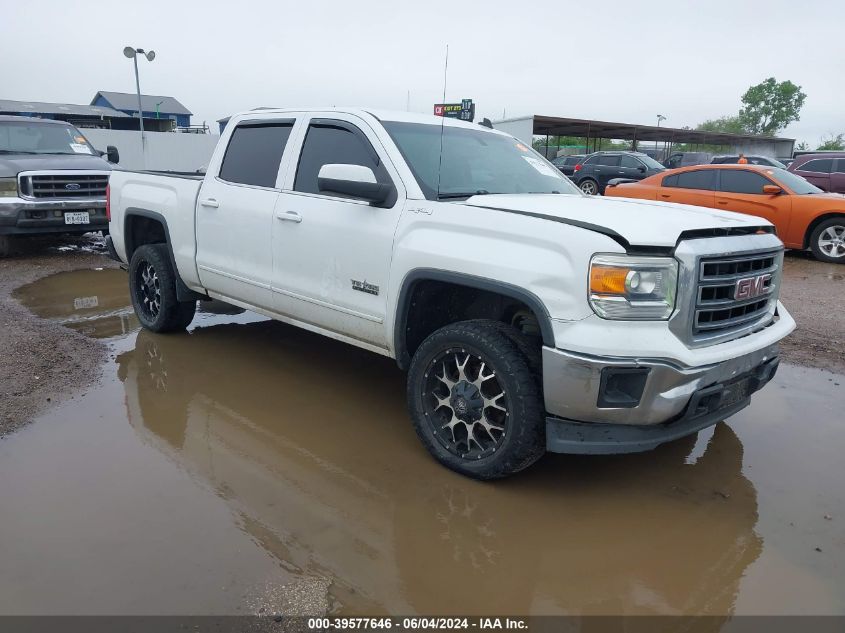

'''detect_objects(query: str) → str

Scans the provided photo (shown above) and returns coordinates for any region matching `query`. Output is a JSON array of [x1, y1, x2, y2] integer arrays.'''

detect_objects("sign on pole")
[[434, 99, 475, 122]]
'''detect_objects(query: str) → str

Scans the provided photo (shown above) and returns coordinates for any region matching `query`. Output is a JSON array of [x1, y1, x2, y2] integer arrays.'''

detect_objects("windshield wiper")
[[0, 150, 39, 155], [437, 190, 490, 200]]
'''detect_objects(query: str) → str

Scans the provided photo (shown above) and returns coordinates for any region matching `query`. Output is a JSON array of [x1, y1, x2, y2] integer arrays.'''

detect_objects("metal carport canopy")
[[528, 114, 794, 146]]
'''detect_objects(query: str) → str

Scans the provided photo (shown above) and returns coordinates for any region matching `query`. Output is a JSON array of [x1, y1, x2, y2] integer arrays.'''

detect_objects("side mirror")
[[637, 166, 646, 173], [106, 145, 120, 164], [762, 184, 782, 195], [317, 164, 394, 206]]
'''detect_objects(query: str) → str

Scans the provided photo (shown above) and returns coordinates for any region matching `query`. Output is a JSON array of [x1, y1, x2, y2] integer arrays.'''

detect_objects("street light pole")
[[123, 46, 156, 146], [132, 54, 144, 140]]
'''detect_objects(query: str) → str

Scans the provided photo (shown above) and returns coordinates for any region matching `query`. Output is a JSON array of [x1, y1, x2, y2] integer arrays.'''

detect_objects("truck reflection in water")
[[116, 320, 761, 618]]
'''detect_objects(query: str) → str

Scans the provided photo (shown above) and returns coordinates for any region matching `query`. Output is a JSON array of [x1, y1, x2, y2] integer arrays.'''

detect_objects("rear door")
[[195, 118, 295, 310], [831, 159, 845, 193], [793, 158, 833, 191], [656, 169, 716, 207], [715, 169, 792, 232]]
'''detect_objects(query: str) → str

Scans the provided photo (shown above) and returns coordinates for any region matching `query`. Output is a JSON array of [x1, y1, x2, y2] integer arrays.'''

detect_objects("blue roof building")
[[91, 91, 193, 130]]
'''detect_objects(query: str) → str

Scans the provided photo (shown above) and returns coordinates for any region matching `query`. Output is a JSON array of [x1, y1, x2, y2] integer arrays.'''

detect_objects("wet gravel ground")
[[0, 234, 118, 436], [778, 251, 845, 374], [0, 238, 843, 437]]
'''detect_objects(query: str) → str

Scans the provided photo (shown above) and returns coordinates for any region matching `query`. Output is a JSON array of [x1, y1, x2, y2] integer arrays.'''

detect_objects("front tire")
[[407, 320, 545, 479], [810, 218, 845, 263], [129, 244, 196, 332], [579, 179, 599, 195]]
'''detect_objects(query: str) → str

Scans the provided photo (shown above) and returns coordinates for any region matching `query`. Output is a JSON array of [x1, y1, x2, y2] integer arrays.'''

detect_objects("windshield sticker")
[[522, 156, 559, 178], [70, 143, 92, 154]]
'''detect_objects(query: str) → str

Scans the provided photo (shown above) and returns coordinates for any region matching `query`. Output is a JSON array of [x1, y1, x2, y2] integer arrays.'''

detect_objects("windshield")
[[766, 167, 824, 194], [382, 121, 580, 199], [0, 121, 95, 156], [637, 154, 666, 170]]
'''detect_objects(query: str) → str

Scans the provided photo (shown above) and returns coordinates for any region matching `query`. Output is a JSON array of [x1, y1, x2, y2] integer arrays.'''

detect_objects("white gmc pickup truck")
[[107, 108, 795, 479]]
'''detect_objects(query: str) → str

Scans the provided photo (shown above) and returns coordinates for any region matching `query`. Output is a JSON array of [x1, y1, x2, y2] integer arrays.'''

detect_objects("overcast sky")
[[2, 0, 843, 145]]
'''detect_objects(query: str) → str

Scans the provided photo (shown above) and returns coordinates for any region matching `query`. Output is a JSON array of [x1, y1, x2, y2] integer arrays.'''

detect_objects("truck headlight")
[[0, 178, 18, 198], [589, 254, 678, 320]]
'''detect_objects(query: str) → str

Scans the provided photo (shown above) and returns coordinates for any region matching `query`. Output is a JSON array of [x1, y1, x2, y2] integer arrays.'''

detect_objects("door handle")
[[276, 210, 302, 223], [660, 194, 671, 198], [717, 201, 728, 205], [200, 198, 219, 208]]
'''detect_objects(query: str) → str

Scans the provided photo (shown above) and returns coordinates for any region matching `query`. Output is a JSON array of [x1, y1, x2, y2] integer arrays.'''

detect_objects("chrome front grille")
[[694, 251, 780, 337], [20, 173, 108, 199]]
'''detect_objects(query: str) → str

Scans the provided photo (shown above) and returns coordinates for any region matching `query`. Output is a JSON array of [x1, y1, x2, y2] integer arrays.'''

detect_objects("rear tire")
[[129, 244, 196, 332], [579, 179, 599, 195], [0, 235, 12, 258], [406, 320, 545, 479], [810, 218, 845, 263]]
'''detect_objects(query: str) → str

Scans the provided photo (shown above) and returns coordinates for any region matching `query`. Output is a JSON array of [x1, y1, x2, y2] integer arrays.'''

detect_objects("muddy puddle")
[[1, 269, 844, 617]]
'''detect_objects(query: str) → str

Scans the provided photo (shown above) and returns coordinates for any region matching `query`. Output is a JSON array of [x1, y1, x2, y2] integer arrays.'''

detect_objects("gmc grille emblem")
[[735, 274, 771, 300], [65, 183, 81, 190]]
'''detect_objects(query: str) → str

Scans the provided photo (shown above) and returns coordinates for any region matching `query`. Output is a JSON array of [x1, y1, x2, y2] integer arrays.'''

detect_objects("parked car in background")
[[663, 152, 711, 169], [605, 164, 845, 263], [787, 153, 845, 193], [571, 151, 664, 195], [0, 115, 119, 257], [551, 154, 585, 177], [711, 155, 787, 168], [779, 158, 795, 168]]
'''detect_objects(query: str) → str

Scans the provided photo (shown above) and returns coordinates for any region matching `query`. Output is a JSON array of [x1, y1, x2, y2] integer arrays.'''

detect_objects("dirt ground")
[[0, 235, 118, 437], [0, 238, 843, 437]]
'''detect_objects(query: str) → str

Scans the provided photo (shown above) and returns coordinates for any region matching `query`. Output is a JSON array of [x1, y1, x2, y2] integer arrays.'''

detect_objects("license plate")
[[721, 377, 750, 409], [65, 211, 90, 225]]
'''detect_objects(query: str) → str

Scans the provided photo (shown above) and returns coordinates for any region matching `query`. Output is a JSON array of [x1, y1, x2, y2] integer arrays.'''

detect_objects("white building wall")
[[491, 116, 535, 145], [80, 129, 220, 172]]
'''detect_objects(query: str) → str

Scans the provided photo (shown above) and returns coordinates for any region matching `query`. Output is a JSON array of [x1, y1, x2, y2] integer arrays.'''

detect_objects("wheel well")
[[125, 214, 167, 259], [804, 213, 845, 249], [395, 276, 551, 369]]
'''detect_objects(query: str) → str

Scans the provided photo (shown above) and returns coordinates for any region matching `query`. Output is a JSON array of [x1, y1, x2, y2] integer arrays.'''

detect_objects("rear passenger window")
[[597, 155, 620, 167], [294, 121, 390, 197], [719, 170, 772, 194], [799, 159, 834, 173], [836, 160, 845, 173], [673, 170, 715, 190], [219, 122, 293, 188], [662, 174, 679, 187]]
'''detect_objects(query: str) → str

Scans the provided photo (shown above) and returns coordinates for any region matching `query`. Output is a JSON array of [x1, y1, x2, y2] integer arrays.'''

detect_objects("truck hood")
[[0, 153, 112, 177], [462, 194, 772, 248]]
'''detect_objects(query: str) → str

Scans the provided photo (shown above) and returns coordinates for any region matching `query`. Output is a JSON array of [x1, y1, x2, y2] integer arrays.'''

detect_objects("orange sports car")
[[605, 164, 845, 263]]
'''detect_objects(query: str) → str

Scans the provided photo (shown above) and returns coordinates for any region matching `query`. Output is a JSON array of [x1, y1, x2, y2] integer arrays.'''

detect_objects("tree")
[[795, 141, 809, 151], [739, 78, 806, 136], [696, 115, 749, 135], [817, 133, 845, 151]]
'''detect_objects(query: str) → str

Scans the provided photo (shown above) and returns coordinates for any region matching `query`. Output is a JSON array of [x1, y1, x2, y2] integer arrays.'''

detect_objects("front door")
[[830, 159, 845, 194], [715, 169, 792, 232], [271, 114, 405, 349], [195, 119, 295, 310]]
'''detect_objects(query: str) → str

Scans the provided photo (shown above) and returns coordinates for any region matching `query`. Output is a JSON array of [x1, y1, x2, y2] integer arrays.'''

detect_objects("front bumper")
[[0, 197, 107, 235], [542, 342, 780, 454]]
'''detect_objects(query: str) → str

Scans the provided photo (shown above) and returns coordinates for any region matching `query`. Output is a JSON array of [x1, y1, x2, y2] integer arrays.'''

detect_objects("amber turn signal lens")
[[590, 265, 629, 294]]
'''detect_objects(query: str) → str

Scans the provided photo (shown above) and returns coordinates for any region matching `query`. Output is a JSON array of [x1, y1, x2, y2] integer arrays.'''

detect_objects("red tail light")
[[574, 163, 582, 172], [106, 183, 110, 221]]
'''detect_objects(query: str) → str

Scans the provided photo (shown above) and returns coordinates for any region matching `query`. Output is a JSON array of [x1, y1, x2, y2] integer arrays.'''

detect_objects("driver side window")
[[294, 121, 392, 199]]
